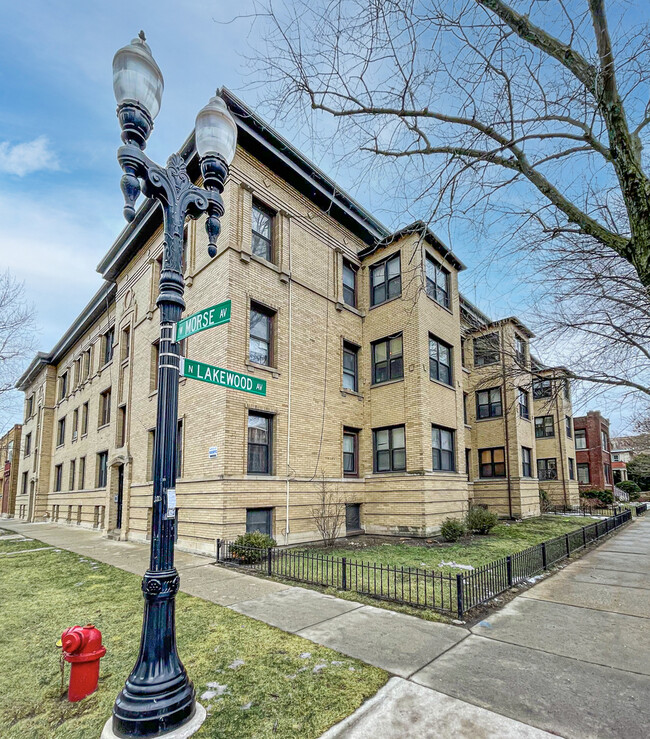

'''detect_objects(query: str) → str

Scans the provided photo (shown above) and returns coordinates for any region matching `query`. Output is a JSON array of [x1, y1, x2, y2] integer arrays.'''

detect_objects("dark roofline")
[[15, 352, 51, 391], [359, 221, 465, 271]]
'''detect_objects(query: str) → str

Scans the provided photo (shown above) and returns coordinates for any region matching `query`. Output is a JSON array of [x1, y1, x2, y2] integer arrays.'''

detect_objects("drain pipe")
[[285, 217, 293, 544], [501, 328, 513, 519]]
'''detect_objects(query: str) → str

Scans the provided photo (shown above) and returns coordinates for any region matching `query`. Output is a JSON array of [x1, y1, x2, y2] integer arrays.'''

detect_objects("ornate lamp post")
[[104, 32, 237, 739]]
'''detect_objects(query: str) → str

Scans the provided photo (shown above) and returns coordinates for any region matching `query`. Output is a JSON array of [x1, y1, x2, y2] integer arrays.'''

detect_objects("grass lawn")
[[305, 515, 603, 574], [0, 535, 386, 739]]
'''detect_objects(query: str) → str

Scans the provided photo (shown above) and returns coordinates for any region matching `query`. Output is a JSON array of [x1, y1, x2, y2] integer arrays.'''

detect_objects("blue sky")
[[0, 1, 638, 434]]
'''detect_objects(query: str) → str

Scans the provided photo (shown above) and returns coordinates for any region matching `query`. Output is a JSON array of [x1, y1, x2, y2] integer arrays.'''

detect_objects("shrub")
[[230, 531, 277, 563], [440, 518, 466, 542], [617, 480, 641, 495], [466, 506, 499, 535], [539, 488, 551, 512], [581, 489, 614, 506]]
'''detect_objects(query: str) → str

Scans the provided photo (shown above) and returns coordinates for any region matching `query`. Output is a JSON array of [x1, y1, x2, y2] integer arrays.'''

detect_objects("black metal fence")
[[216, 509, 632, 618], [545, 504, 625, 518], [634, 502, 648, 515]]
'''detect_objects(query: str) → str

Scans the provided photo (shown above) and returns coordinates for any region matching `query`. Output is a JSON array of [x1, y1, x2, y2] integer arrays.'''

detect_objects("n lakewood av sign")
[[173, 300, 231, 342], [180, 357, 266, 396]]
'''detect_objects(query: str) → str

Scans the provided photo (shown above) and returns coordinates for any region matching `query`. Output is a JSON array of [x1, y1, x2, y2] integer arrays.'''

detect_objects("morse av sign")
[[180, 357, 266, 396], [174, 299, 231, 342]]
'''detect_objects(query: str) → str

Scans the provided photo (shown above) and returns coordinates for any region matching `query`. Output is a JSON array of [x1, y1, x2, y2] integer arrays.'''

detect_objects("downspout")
[[555, 390, 568, 506], [501, 329, 513, 519], [285, 218, 293, 544]]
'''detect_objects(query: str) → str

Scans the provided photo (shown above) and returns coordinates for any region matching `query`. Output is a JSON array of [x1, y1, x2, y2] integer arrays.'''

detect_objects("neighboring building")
[[610, 447, 632, 484], [14, 90, 582, 553], [0, 425, 22, 517], [573, 411, 613, 491]]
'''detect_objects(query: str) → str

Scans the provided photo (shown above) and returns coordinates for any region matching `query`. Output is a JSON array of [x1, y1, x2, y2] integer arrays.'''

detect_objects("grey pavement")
[[3, 515, 650, 738]]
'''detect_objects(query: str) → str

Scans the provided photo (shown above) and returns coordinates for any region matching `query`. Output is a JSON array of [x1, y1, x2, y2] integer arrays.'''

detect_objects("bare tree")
[[310, 475, 345, 546], [0, 271, 36, 426], [250, 0, 650, 285]]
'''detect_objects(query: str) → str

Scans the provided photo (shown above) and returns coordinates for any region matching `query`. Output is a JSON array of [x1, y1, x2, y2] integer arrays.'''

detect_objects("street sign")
[[208, 447, 218, 459], [180, 357, 267, 396], [173, 299, 231, 342]]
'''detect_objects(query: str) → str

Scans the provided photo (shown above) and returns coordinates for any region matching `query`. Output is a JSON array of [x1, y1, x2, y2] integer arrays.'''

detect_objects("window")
[[575, 429, 586, 450], [473, 333, 500, 367], [613, 453, 620, 462], [601, 430, 608, 450], [103, 328, 115, 365], [54, 464, 63, 492], [566, 416, 572, 438], [249, 303, 274, 367], [342, 341, 359, 392], [533, 379, 552, 398], [97, 451, 108, 488], [564, 378, 570, 400], [24, 433, 31, 456], [147, 429, 156, 481], [251, 200, 274, 261], [370, 253, 401, 306], [69, 459, 76, 491], [515, 334, 526, 365], [479, 447, 506, 478], [176, 419, 184, 477], [518, 387, 530, 419], [461, 338, 467, 367], [577, 463, 590, 484], [604, 464, 611, 483], [432, 425, 455, 471], [121, 326, 131, 361], [74, 358, 81, 387], [373, 426, 406, 472], [522, 447, 532, 477], [72, 408, 79, 440], [83, 348, 92, 380], [568, 457, 575, 480], [151, 340, 160, 391], [21, 472, 28, 495], [117, 406, 127, 447], [82, 402, 89, 436], [537, 458, 558, 481], [465, 448, 471, 479], [463, 393, 468, 425], [429, 335, 453, 385], [246, 508, 272, 536], [343, 429, 359, 476], [59, 371, 68, 400], [248, 412, 272, 474], [79, 457, 86, 490], [476, 387, 502, 419], [425, 255, 450, 309], [372, 334, 403, 384], [342, 259, 357, 307], [535, 415, 554, 438], [25, 394, 34, 420], [57, 417, 66, 447], [99, 388, 111, 427]]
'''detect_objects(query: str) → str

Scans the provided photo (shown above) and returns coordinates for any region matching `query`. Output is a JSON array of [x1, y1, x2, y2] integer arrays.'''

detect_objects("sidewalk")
[[3, 517, 650, 738]]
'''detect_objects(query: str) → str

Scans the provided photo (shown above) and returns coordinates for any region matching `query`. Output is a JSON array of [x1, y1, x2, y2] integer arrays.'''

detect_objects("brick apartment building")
[[12, 91, 579, 553], [0, 424, 22, 518], [573, 411, 613, 491]]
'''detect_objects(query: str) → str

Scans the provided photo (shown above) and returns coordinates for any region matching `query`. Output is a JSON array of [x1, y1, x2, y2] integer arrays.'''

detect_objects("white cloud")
[[0, 136, 59, 176]]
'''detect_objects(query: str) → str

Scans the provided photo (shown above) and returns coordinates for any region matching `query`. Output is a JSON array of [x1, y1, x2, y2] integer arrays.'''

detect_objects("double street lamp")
[[104, 32, 237, 738]]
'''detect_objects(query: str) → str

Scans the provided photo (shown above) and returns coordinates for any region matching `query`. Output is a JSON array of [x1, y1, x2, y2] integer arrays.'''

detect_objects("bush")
[[539, 488, 551, 512], [230, 531, 277, 563], [440, 518, 466, 542], [466, 506, 499, 535], [617, 480, 641, 495], [580, 489, 614, 506]]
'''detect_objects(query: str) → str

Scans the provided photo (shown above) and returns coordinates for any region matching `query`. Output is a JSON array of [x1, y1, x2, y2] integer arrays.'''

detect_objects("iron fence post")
[[582, 527, 586, 549], [506, 555, 513, 587], [341, 557, 347, 590], [565, 533, 570, 557], [541, 542, 547, 570], [216, 538, 221, 562], [456, 573, 464, 618], [267, 548, 272, 576]]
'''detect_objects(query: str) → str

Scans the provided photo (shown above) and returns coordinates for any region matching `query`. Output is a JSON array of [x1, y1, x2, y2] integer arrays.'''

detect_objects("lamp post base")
[[101, 703, 206, 739]]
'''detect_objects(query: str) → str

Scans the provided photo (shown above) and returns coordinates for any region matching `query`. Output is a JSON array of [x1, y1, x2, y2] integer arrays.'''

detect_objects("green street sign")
[[180, 357, 267, 396], [174, 300, 231, 342]]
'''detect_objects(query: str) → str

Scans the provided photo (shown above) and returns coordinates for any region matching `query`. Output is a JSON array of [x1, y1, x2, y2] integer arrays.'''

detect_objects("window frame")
[[577, 462, 590, 484], [57, 417, 66, 447], [54, 464, 63, 492], [479, 447, 506, 478], [514, 334, 527, 365], [79, 456, 86, 490], [249, 301, 275, 368], [566, 415, 573, 438], [533, 378, 552, 399], [246, 507, 273, 536], [473, 332, 500, 367], [429, 334, 453, 386], [342, 259, 358, 308], [342, 341, 359, 392], [247, 411, 273, 475], [534, 415, 555, 439], [24, 432, 32, 456], [372, 333, 404, 385], [59, 371, 68, 401], [432, 425, 455, 472], [425, 254, 450, 309], [103, 327, 115, 366], [99, 388, 111, 428], [575, 428, 586, 450], [251, 199, 275, 262], [373, 425, 406, 473], [97, 451, 108, 488], [370, 253, 401, 307], [537, 457, 558, 481], [476, 387, 503, 419], [343, 428, 359, 477], [81, 401, 89, 436], [568, 457, 575, 480], [518, 387, 530, 419], [522, 446, 532, 477]]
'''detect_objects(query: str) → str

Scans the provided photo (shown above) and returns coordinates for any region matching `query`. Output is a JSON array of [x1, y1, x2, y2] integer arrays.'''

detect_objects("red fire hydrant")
[[60, 624, 106, 702]]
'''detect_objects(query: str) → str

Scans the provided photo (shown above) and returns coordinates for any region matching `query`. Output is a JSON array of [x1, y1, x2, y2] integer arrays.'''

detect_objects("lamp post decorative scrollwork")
[[104, 31, 237, 739]]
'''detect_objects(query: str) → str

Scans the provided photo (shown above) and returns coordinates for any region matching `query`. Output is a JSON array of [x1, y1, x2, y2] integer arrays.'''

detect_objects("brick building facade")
[[0, 424, 22, 517], [573, 411, 613, 491], [13, 91, 581, 552]]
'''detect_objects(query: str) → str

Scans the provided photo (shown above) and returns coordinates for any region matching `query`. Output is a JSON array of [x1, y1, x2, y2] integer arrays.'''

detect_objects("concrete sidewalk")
[[3, 516, 650, 738]]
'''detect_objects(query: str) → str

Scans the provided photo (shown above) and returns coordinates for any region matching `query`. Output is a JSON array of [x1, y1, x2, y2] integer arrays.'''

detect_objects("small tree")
[[310, 475, 345, 547], [627, 453, 650, 490]]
